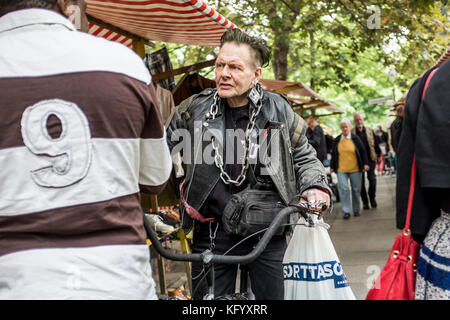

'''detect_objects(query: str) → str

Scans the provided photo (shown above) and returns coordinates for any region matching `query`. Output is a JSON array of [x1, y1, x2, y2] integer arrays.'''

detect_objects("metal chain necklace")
[[208, 83, 263, 186]]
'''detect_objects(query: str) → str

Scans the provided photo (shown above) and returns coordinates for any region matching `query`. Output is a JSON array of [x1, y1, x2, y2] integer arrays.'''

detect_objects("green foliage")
[[147, 0, 449, 134]]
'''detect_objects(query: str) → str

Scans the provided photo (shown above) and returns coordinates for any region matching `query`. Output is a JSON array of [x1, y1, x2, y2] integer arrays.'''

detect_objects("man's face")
[[340, 122, 351, 136], [353, 114, 364, 130], [215, 42, 261, 107], [307, 116, 315, 129]]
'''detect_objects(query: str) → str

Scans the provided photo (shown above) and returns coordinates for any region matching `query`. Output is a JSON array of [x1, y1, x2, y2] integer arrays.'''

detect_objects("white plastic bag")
[[283, 215, 356, 300]]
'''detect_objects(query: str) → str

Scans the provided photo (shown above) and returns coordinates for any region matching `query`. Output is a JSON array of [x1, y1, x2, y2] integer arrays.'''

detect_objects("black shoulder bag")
[[222, 182, 287, 238]]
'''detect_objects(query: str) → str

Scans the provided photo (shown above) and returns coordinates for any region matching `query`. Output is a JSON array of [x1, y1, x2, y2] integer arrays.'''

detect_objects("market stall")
[[436, 46, 450, 66], [86, 0, 236, 52], [260, 79, 344, 118], [84, 0, 238, 211], [82, 0, 238, 298]]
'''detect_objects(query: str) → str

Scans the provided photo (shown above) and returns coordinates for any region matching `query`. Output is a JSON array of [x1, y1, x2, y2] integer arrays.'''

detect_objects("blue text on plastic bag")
[[283, 261, 349, 288]]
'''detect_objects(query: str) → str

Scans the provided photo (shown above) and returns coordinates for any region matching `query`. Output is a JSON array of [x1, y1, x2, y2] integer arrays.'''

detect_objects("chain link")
[[208, 84, 263, 187], [209, 221, 219, 251]]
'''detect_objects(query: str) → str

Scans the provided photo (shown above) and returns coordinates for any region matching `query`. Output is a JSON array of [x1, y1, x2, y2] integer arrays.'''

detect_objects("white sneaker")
[[145, 214, 175, 233]]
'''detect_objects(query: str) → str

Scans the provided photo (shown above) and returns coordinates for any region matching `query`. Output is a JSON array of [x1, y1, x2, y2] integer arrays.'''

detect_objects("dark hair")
[[220, 28, 271, 68], [0, 0, 57, 16]]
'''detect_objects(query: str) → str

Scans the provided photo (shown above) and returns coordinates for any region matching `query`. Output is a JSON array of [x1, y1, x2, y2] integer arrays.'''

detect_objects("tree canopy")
[[150, 0, 449, 133]]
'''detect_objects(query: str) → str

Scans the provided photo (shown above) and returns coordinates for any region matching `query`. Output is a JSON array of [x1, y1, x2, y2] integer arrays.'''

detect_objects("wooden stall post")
[[132, 38, 146, 59]]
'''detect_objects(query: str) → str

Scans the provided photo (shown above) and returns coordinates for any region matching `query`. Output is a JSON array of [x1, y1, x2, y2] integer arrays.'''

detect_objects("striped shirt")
[[0, 8, 172, 299]]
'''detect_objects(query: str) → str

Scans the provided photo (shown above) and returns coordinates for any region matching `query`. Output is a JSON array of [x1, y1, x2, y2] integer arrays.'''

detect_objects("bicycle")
[[144, 201, 325, 300]]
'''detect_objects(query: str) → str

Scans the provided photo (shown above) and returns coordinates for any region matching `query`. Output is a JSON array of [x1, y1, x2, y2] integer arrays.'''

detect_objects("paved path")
[[327, 174, 399, 300]]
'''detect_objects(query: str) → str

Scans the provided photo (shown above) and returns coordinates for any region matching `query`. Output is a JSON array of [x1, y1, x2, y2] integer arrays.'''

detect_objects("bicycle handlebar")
[[144, 206, 302, 265]]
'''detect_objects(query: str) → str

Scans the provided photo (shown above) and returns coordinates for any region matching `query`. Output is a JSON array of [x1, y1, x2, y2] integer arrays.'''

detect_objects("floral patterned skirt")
[[415, 210, 450, 300]]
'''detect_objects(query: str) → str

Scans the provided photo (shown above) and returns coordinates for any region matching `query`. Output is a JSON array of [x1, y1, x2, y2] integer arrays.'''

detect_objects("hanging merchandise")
[[155, 84, 176, 126], [146, 46, 176, 91], [283, 215, 356, 300], [172, 72, 216, 106]]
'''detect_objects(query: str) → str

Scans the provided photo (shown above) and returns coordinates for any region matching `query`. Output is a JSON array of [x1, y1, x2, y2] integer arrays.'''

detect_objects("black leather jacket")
[[167, 87, 331, 231]]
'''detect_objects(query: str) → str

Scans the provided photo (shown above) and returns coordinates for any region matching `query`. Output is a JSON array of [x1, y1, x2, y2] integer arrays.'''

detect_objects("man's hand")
[[300, 188, 331, 213], [364, 165, 370, 171]]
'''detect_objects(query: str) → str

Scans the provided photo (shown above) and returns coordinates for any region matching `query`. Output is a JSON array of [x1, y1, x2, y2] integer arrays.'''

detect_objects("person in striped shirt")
[[0, 0, 172, 299]]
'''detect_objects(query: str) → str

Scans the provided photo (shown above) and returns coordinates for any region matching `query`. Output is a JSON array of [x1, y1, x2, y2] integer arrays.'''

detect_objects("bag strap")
[[421, 68, 438, 100], [404, 155, 417, 232], [404, 68, 438, 232]]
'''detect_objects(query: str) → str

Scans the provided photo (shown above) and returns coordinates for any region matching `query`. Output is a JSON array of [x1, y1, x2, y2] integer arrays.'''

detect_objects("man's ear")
[[253, 67, 262, 86]]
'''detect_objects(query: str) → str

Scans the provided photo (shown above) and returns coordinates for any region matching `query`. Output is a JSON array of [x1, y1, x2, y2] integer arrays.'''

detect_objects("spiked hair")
[[220, 28, 271, 68]]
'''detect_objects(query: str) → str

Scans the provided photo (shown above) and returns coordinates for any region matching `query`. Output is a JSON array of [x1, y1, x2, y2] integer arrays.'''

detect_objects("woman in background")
[[331, 118, 370, 219]]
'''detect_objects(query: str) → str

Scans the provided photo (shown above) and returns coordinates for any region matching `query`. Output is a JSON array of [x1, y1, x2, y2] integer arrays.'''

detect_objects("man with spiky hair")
[[0, 0, 172, 299], [167, 29, 331, 300]]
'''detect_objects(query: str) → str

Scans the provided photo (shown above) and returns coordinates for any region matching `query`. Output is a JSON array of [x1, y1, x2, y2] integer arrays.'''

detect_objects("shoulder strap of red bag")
[[404, 68, 439, 232]]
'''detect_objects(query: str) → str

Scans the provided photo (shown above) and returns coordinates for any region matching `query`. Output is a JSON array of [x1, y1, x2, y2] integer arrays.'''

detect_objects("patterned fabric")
[[88, 22, 132, 48], [85, 0, 237, 47], [146, 46, 176, 91], [415, 210, 450, 300]]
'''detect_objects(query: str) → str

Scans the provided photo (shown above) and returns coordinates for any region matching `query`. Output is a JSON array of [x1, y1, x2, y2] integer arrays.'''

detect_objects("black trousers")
[[191, 222, 287, 300], [361, 162, 377, 206]]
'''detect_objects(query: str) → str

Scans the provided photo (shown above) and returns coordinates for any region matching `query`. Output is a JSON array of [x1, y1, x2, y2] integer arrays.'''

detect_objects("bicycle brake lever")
[[288, 202, 315, 227], [289, 201, 324, 216]]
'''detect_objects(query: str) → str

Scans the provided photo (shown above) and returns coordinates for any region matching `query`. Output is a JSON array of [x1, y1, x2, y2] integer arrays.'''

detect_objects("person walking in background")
[[352, 112, 380, 210], [306, 115, 327, 163], [331, 118, 370, 219], [375, 124, 390, 175], [391, 97, 405, 153], [390, 97, 405, 171], [385, 121, 395, 175]]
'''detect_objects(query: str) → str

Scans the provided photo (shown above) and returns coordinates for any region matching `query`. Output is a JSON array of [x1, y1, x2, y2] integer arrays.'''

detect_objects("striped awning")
[[436, 47, 450, 66], [260, 79, 321, 99], [88, 22, 133, 47], [86, 0, 237, 47]]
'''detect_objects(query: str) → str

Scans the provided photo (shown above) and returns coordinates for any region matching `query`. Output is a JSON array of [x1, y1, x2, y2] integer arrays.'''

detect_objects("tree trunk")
[[309, 29, 316, 90], [272, 33, 290, 80]]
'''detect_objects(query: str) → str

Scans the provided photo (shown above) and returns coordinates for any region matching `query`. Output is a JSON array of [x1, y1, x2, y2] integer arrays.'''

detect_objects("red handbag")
[[366, 68, 438, 300], [365, 156, 420, 300]]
